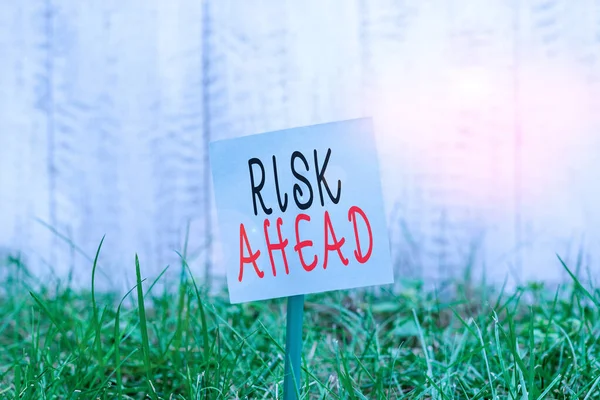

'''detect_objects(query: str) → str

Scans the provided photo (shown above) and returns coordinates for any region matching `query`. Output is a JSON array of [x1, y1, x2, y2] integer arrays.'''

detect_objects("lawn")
[[0, 251, 599, 399]]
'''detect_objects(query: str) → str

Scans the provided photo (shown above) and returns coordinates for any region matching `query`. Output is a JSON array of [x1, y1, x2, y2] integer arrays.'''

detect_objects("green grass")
[[0, 252, 599, 399]]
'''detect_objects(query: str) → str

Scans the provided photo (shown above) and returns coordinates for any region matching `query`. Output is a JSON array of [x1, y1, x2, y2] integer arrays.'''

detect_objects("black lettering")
[[248, 158, 272, 216], [291, 151, 313, 210], [314, 148, 341, 206], [272, 155, 288, 212]]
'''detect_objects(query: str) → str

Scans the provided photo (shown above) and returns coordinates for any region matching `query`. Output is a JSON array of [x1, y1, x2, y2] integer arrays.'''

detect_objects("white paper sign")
[[209, 118, 394, 303]]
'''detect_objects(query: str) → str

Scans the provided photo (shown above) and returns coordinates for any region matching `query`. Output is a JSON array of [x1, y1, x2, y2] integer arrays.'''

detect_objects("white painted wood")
[[1, 0, 599, 291]]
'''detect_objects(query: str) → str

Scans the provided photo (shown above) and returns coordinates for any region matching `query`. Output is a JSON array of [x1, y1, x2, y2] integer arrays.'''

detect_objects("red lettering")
[[323, 210, 349, 269], [293, 213, 318, 271], [264, 217, 290, 276], [238, 206, 372, 280], [239, 223, 263, 282], [348, 206, 373, 263]]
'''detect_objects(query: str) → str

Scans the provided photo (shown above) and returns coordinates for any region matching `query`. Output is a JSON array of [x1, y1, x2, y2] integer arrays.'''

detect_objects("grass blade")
[[29, 291, 76, 352], [134, 254, 158, 400], [557, 254, 600, 308], [583, 375, 600, 400], [177, 251, 211, 366], [115, 283, 139, 400], [91, 236, 105, 370], [535, 374, 561, 400]]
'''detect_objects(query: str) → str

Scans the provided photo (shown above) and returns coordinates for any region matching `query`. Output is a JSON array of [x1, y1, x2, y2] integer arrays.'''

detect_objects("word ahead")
[[210, 118, 393, 303], [238, 204, 373, 282]]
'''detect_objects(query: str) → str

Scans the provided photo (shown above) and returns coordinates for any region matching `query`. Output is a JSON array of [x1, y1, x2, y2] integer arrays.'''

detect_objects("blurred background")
[[1, 0, 600, 291]]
